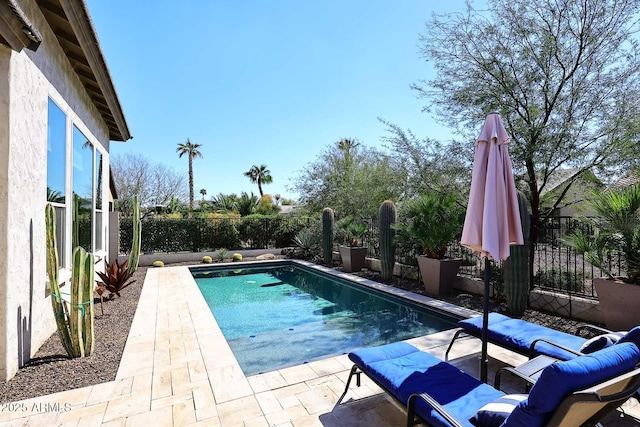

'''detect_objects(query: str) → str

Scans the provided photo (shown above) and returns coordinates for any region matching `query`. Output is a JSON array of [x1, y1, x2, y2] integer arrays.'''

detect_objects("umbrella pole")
[[481, 257, 490, 383]]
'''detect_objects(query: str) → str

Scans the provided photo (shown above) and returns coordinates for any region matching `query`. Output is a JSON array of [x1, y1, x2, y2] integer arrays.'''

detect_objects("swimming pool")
[[191, 262, 458, 375]]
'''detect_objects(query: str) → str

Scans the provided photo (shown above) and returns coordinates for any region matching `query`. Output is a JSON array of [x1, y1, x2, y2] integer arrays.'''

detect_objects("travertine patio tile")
[[272, 383, 310, 400], [208, 365, 253, 403], [130, 372, 153, 397], [171, 365, 193, 393], [55, 401, 107, 424], [242, 414, 269, 426], [100, 415, 126, 426], [76, 411, 107, 427], [264, 404, 310, 426], [150, 391, 193, 411], [254, 390, 282, 415], [195, 404, 219, 422], [278, 364, 318, 385], [173, 399, 197, 426], [152, 370, 173, 400], [187, 359, 208, 383], [248, 371, 288, 393], [0, 409, 58, 426], [191, 382, 216, 410], [295, 385, 337, 415], [102, 393, 150, 422], [123, 405, 172, 427], [216, 395, 263, 426], [277, 394, 302, 410], [307, 357, 347, 377]]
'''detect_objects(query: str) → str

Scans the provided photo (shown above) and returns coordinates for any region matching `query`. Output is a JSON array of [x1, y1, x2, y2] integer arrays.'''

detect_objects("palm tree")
[[200, 188, 207, 201], [243, 164, 273, 196], [176, 138, 203, 209]]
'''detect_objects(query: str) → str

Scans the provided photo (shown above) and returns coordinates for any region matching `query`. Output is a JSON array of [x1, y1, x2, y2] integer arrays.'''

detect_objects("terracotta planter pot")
[[339, 246, 368, 272], [417, 255, 462, 296], [594, 278, 640, 330]]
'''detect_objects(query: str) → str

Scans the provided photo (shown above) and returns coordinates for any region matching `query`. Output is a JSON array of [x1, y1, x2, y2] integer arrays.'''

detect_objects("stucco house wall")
[[0, 0, 129, 381]]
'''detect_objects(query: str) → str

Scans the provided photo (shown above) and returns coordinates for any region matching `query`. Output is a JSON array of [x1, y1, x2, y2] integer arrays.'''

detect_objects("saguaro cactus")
[[322, 207, 334, 265], [503, 191, 531, 315], [379, 200, 397, 280], [127, 195, 141, 276], [46, 204, 95, 357]]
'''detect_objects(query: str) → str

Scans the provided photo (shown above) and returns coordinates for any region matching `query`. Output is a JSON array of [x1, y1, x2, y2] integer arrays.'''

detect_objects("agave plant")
[[96, 259, 136, 299]]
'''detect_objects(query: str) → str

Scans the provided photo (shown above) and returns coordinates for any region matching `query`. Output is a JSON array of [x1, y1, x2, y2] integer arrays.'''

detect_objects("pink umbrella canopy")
[[461, 112, 524, 382], [461, 112, 524, 260]]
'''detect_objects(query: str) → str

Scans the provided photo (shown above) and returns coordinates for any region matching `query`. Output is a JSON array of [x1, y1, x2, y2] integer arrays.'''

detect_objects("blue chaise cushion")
[[458, 313, 586, 360], [505, 342, 640, 426], [617, 326, 640, 350], [349, 342, 504, 427]]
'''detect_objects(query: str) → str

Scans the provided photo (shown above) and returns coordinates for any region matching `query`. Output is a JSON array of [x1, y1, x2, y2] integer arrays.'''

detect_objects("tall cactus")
[[46, 204, 73, 357], [127, 195, 141, 276], [379, 200, 397, 280], [46, 204, 95, 358], [503, 191, 531, 315], [322, 207, 334, 265]]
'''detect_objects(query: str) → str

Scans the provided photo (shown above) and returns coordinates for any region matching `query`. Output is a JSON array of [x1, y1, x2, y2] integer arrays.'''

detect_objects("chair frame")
[[405, 368, 640, 427], [445, 321, 610, 361]]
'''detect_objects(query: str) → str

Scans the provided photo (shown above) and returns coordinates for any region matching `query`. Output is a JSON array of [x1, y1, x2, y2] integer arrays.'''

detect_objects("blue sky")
[[87, 1, 469, 201]]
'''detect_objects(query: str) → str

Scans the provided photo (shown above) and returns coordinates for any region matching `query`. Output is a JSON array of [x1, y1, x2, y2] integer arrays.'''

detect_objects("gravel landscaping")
[[0, 258, 586, 404]]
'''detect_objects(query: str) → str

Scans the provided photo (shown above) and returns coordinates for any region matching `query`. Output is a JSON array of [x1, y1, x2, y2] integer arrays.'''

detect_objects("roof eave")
[[37, 0, 131, 142], [0, 0, 42, 52]]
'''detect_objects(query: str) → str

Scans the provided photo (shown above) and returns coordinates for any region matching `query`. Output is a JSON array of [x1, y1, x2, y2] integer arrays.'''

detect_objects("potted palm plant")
[[564, 183, 640, 329], [395, 191, 465, 295], [338, 217, 369, 272]]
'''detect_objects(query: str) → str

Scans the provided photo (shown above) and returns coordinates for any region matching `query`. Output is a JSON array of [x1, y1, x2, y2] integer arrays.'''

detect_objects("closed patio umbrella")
[[461, 112, 523, 382]]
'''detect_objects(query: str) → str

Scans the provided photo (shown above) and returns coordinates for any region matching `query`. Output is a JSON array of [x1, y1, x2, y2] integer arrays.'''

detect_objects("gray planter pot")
[[417, 255, 462, 296], [339, 246, 368, 272], [594, 277, 640, 330]]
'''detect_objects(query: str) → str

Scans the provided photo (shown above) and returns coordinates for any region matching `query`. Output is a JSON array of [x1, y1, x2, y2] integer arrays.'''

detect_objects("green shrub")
[[216, 248, 229, 261], [535, 268, 584, 293]]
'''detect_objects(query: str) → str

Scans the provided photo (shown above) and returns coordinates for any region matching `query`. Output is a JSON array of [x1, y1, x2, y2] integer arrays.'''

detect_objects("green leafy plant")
[[96, 260, 136, 299], [338, 217, 368, 247], [394, 191, 465, 259], [292, 229, 319, 259], [216, 248, 229, 261], [563, 184, 640, 284]]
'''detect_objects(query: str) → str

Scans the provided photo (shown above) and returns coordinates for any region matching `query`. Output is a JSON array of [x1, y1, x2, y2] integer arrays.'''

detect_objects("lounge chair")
[[342, 341, 640, 427], [445, 313, 640, 361]]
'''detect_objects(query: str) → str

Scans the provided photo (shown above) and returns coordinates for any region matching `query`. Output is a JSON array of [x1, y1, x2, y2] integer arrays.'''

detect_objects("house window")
[[48, 97, 106, 265], [95, 151, 103, 252], [72, 125, 93, 253], [46, 99, 66, 267]]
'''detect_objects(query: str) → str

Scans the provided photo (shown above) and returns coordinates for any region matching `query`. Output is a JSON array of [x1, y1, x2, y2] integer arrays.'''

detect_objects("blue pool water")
[[192, 263, 457, 375]]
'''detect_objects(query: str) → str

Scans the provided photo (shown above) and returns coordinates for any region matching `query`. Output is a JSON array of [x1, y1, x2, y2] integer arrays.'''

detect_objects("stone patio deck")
[[0, 264, 638, 426]]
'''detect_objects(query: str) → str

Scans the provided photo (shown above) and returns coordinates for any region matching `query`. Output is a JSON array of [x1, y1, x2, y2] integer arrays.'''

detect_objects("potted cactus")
[[338, 217, 369, 272], [395, 191, 465, 295], [563, 184, 640, 329]]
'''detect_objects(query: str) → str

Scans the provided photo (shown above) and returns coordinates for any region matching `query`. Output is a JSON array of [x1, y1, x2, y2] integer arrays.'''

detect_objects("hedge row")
[[119, 215, 311, 253]]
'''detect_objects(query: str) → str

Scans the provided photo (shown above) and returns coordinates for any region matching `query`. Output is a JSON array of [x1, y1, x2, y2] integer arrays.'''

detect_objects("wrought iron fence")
[[120, 214, 623, 300]]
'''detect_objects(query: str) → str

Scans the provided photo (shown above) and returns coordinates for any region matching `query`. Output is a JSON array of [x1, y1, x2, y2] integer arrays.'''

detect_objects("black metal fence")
[[121, 215, 623, 300]]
